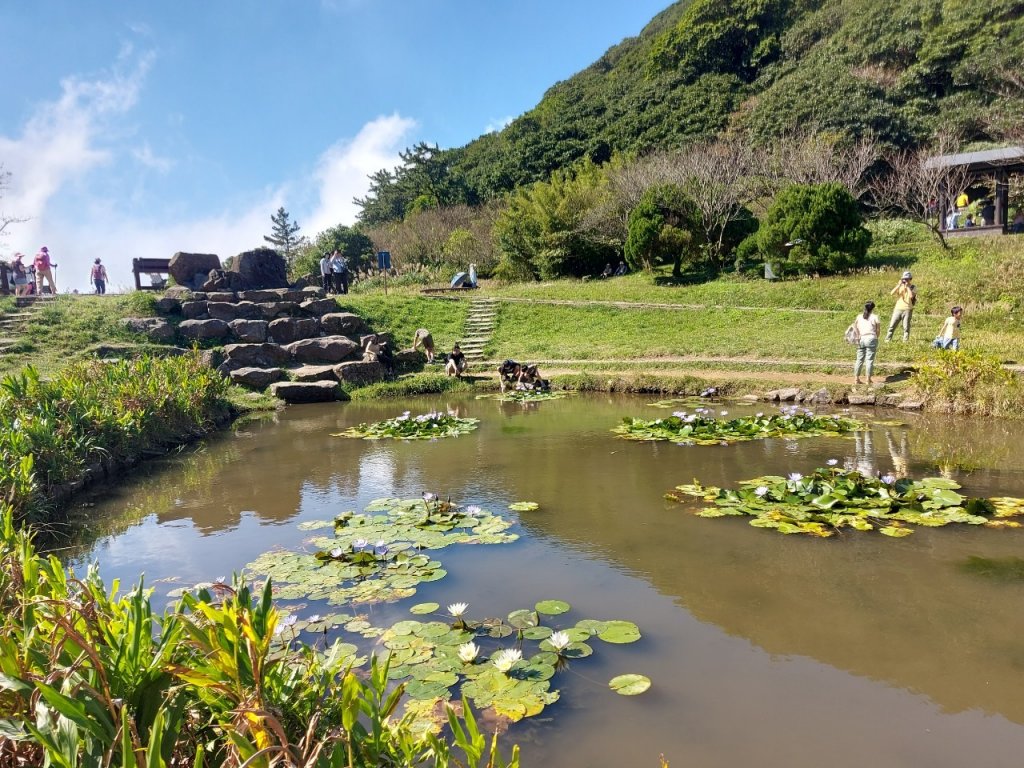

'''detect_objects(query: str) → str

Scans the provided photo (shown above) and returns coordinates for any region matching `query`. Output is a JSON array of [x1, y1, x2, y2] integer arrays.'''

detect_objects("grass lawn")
[[335, 294, 469, 353]]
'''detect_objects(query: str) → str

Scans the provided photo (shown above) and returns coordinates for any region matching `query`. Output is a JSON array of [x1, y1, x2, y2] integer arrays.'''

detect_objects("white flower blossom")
[[788, 472, 803, 482], [492, 648, 522, 673], [754, 486, 769, 497], [548, 631, 571, 651], [447, 602, 468, 618], [457, 642, 480, 663]]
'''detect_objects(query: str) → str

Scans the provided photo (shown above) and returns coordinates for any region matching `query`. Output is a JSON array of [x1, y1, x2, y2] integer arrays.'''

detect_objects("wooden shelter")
[[927, 146, 1024, 235]]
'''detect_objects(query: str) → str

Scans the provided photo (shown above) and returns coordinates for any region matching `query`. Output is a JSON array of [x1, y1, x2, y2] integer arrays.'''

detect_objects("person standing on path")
[[34, 246, 57, 295], [330, 250, 349, 294], [90, 258, 108, 294], [885, 270, 916, 342], [10, 253, 29, 296], [319, 252, 332, 293], [853, 301, 881, 385]]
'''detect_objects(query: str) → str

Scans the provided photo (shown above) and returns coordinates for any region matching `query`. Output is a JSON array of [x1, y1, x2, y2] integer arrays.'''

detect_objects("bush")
[[624, 185, 702, 278], [912, 350, 1024, 416], [752, 182, 872, 276], [866, 218, 931, 246]]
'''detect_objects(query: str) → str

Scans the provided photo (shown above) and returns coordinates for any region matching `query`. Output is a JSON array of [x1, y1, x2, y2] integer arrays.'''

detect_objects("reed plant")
[[0, 509, 516, 768], [0, 354, 232, 524]]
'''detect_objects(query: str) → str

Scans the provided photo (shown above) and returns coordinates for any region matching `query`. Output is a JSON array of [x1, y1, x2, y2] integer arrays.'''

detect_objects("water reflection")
[[66, 395, 1024, 766]]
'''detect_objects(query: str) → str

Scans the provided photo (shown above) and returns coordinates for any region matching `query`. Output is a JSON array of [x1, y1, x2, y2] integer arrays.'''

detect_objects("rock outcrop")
[[169, 252, 221, 289]]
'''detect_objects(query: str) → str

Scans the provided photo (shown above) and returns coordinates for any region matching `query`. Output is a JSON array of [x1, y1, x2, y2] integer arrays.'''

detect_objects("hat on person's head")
[[13, 252, 23, 259], [40, 246, 48, 253], [902, 270, 912, 280], [94, 257, 101, 264]]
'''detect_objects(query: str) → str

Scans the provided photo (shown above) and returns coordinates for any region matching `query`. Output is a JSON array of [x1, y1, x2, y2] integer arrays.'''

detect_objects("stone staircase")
[[129, 286, 424, 403], [459, 297, 498, 363], [0, 297, 48, 355]]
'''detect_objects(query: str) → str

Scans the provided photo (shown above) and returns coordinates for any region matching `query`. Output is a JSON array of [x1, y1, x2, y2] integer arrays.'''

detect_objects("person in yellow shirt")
[[931, 306, 962, 350], [885, 271, 917, 342], [955, 192, 969, 209]]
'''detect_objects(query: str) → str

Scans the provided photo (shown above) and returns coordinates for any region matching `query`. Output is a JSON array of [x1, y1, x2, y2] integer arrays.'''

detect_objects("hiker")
[[330, 250, 349, 294], [885, 270, 917, 342], [613, 260, 628, 276], [851, 300, 881, 386], [498, 359, 522, 392], [319, 252, 332, 293], [931, 306, 963, 351], [599, 263, 613, 279], [445, 343, 466, 378], [10, 253, 29, 296], [90, 258, 108, 294], [412, 328, 435, 362], [34, 246, 57, 295]]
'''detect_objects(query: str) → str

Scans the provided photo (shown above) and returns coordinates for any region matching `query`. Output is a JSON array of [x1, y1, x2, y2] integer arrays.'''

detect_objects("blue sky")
[[0, 1, 669, 291]]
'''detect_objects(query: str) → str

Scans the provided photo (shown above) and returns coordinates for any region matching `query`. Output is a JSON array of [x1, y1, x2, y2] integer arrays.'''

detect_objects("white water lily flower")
[[827, 459, 839, 466], [788, 472, 803, 482], [351, 539, 368, 552], [283, 614, 298, 627], [672, 411, 688, 418], [374, 540, 388, 556], [330, 547, 343, 557], [448, 602, 468, 618], [307, 614, 321, 623], [548, 631, 571, 651], [881, 474, 896, 485], [754, 486, 769, 497], [423, 492, 437, 502], [465, 505, 482, 516], [492, 648, 522, 673], [457, 641, 480, 663], [755, 412, 764, 418]]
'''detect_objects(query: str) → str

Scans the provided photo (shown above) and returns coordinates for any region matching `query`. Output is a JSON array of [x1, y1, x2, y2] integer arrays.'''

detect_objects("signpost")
[[377, 251, 391, 296]]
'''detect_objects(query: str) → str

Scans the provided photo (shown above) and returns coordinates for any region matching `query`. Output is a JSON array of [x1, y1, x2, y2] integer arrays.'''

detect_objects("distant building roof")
[[925, 146, 1024, 170]]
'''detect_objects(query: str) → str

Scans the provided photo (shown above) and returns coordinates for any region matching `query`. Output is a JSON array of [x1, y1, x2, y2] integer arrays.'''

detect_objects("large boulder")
[[333, 360, 386, 386], [154, 297, 181, 314], [202, 269, 248, 293], [284, 335, 359, 363], [229, 248, 288, 290], [268, 317, 320, 344], [289, 365, 338, 382], [320, 312, 369, 336], [229, 367, 285, 390], [207, 301, 262, 321], [269, 380, 341, 404], [178, 319, 230, 341], [257, 301, 299, 320], [163, 285, 194, 302], [120, 317, 175, 343], [238, 288, 290, 303], [223, 343, 291, 368], [181, 301, 209, 320], [228, 319, 269, 343], [299, 298, 340, 317], [169, 252, 220, 289]]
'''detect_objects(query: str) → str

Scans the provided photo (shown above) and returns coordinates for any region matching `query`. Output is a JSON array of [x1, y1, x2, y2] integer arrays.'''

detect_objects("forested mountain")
[[356, 0, 1024, 225]]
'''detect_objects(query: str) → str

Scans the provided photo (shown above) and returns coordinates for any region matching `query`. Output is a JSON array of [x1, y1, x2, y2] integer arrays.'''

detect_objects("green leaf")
[[409, 602, 439, 615], [597, 620, 642, 644], [509, 502, 540, 512], [609, 674, 651, 696], [535, 599, 570, 615]]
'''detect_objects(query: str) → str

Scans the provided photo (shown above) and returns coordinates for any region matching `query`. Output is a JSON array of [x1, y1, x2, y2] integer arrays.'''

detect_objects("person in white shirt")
[[319, 253, 332, 293], [852, 300, 881, 385]]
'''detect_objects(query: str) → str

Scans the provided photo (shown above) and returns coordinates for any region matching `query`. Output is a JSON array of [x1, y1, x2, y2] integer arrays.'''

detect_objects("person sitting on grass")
[[613, 260, 628, 276], [445, 343, 466, 378], [412, 328, 435, 362], [931, 306, 963, 351], [599, 263, 613, 279]]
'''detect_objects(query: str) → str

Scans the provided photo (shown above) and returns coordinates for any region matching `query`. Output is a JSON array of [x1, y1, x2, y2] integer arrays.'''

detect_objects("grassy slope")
[[335, 294, 470, 353]]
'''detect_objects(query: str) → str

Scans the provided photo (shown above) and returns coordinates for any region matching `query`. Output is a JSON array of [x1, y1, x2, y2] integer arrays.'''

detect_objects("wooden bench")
[[132, 258, 171, 291]]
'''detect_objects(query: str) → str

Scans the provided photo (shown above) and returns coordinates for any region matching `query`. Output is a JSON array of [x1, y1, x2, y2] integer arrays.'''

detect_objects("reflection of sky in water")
[[66, 395, 1024, 768]]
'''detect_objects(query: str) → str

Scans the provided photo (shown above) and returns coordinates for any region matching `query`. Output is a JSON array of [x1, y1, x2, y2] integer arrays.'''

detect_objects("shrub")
[[866, 218, 931, 246], [912, 350, 1024, 416], [752, 182, 872, 275]]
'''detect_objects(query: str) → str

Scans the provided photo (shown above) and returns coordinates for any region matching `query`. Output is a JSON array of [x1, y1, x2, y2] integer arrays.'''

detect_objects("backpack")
[[844, 323, 860, 345]]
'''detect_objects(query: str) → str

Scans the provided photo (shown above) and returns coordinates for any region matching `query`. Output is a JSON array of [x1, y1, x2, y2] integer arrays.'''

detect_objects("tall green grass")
[[0, 355, 232, 525]]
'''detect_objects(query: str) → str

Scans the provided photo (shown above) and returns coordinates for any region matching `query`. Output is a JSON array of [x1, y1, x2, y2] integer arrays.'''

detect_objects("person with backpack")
[[10, 253, 29, 296], [34, 246, 57, 295], [90, 258, 108, 294], [849, 301, 880, 386], [885, 271, 917, 342]]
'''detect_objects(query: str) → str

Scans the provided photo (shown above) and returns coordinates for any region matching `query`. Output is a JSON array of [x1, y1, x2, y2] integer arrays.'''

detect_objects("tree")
[[0, 165, 27, 245], [264, 207, 302, 263], [750, 182, 872, 275], [624, 184, 703, 279], [870, 134, 971, 249]]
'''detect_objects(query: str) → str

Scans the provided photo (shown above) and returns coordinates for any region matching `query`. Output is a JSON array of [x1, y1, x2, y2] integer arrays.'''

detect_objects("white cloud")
[[305, 113, 416, 235], [1, 49, 416, 292], [484, 115, 514, 134]]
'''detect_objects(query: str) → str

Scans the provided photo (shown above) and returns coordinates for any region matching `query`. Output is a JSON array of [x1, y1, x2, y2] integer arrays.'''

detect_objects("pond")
[[67, 394, 1024, 768]]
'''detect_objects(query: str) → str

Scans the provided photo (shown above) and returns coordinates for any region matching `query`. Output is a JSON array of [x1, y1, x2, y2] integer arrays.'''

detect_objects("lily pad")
[[615, 408, 865, 445], [597, 621, 642, 644], [609, 673, 651, 696], [509, 501, 540, 512], [535, 599, 570, 615], [336, 411, 479, 441]]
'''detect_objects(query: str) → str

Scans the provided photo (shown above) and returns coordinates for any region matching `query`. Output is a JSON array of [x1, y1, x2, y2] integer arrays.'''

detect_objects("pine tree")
[[264, 206, 301, 262]]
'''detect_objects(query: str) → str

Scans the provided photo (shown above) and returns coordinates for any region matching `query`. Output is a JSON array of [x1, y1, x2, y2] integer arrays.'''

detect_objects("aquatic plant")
[[245, 497, 517, 606], [667, 466, 1024, 537], [614, 406, 864, 445], [0, 507, 515, 767], [335, 410, 480, 440], [476, 389, 568, 403]]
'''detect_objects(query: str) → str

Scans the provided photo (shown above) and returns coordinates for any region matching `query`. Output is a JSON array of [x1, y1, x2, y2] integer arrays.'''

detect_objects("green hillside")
[[356, 0, 1024, 224]]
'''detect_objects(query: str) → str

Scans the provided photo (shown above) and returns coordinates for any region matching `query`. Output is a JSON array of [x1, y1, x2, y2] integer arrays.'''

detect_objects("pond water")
[[67, 394, 1024, 768]]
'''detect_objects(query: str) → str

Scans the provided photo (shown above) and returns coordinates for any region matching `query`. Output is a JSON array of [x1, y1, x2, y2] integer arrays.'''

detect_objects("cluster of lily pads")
[[477, 390, 568, 403], [667, 464, 1024, 537], [614, 405, 864, 445], [273, 599, 646, 734], [246, 495, 517, 605], [335, 410, 479, 440]]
